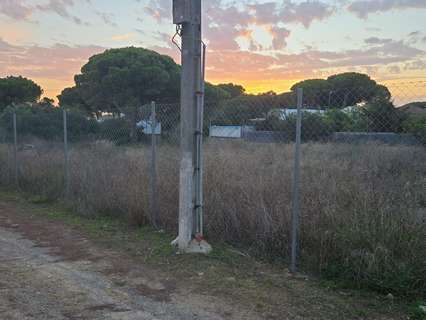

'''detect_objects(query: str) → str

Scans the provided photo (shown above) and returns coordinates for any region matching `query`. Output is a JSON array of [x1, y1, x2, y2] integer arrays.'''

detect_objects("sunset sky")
[[1, 0, 426, 102]]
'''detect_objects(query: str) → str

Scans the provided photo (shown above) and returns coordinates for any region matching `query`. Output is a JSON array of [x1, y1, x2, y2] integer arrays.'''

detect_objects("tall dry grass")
[[0, 139, 425, 296]]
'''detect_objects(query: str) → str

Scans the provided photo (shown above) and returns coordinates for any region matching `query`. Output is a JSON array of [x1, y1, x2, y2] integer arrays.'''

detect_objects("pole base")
[[171, 236, 212, 254], [185, 238, 212, 254]]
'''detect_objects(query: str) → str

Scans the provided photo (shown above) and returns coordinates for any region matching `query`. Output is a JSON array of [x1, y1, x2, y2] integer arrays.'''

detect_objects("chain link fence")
[[0, 82, 425, 290]]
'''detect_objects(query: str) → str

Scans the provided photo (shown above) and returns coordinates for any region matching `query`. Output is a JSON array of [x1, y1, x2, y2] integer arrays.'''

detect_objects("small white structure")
[[209, 125, 242, 138], [342, 106, 358, 113], [96, 112, 125, 122], [137, 120, 161, 135], [209, 125, 255, 139]]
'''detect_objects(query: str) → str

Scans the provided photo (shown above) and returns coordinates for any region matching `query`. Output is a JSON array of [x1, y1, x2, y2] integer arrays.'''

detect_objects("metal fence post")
[[290, 87, 303, 273], [150, 101, 159, 229], [12, 111, 18, 188], [194, 42, 206, 237], [63, 108, 70, 198]]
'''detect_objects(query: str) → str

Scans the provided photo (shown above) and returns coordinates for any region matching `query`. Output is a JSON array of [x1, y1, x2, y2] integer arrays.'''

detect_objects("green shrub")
[[259, 112, 332, 141], [363, 99, 403, 132], [403, 115, 426, 144], [409, 302, 426, 320], [323, 109, 368, 132], [0, 104, 98, 142], [97, 118, 132, 144]]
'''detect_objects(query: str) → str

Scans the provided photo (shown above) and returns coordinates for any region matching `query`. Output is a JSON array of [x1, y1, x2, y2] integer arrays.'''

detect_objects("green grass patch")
[[409, 302, 426, 320]]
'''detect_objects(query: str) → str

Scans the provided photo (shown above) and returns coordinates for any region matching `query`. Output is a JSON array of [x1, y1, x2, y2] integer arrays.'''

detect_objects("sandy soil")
[[0, 198, 407, 320], [0, 201, 260, 320]]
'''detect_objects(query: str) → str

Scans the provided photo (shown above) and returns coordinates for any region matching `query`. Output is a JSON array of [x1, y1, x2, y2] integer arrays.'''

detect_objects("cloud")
[[111, 33, 136, 41], [3, 1, 424, 97], [207, 41, 426, 83], [387, 65, 401, 74], [0, 38, 19, 51], [269, 26, 291, 50], [203, 2, 253, 50], [404, 60, 426, 71], [35, 0, 90, 26], [365, 37, 393, 45], [246, 40, 422, 80], [408, 31, 421, 37], [245, 2, 278, 24], [144, 0, 171, 22], [151, 38, 425, 87], [221, 1, 335, 28], [0, 0, 32, 20], [405, 30, 426, 45], [348, 0, 426, 18], [0, 38, 104, 96], [0, 0, 90, 25], [365, 26, 382, 32], [95, 11, 117, 27], [143, 1, 334, 52], [202, 1, 331, 51], [279, 1, 335, 28]]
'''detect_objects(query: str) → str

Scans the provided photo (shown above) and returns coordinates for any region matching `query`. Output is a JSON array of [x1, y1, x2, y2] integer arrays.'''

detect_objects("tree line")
[[0, 46, 425, 143]]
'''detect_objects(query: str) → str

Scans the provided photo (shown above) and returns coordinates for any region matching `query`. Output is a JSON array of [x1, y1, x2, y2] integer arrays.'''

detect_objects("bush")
[[259, 112, 332, 141], [258, 101, 405, 141], [403, 115, 426, 144], [211, 93, 296, 126], [97, 118, 132, 144], [323, 108, 368, 132], [66, 112, 98, 141], [0, 104, 98, 142], [363, 99, 403, 132]]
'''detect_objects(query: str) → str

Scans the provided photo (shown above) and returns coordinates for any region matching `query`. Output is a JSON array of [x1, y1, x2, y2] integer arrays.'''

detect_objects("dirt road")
[[0, 203, 260, 320], [0, 197, 408, 320]]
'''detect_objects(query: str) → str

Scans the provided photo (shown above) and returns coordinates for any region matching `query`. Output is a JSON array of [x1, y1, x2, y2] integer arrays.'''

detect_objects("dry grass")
[[0, 139, 425, 297]]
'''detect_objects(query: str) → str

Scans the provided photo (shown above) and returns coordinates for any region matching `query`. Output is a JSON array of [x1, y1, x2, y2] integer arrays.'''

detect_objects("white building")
[[209, 125, 255, 139]]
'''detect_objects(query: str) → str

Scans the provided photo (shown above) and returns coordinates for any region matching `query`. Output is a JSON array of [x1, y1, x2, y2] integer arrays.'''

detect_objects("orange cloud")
[[0, 35, 425, 104], [0, 21, 31, 44], [0, 38, 104, 99], [111, 33, 136, 41]]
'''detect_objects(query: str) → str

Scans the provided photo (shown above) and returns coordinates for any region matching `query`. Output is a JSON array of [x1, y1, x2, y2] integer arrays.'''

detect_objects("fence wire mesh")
[[0, 111, 14, 186], [0, 82, 425, 274]]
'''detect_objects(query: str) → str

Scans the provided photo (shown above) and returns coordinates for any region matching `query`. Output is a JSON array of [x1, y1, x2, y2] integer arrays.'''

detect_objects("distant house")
[[137, 120, 161, 135], [96, 112, 125, 122]]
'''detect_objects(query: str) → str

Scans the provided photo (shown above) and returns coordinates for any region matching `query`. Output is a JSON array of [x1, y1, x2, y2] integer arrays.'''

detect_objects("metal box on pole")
[[173, 0, 200, 24]]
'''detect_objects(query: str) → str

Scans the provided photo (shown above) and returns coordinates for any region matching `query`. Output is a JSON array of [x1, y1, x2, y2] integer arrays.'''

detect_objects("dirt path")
[[0, 203, 260, 320], [0, 197, 408, 320], [0, 229, 246, 320]]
